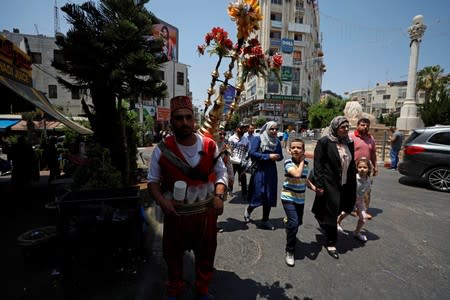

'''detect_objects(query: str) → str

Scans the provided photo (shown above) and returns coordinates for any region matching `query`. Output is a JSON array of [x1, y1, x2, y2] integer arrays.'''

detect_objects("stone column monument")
[[396, 15, 426, 130]]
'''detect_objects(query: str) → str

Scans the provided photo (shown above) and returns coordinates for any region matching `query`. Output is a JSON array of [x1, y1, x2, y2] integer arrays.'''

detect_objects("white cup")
[[197, 183, 208, 201], [186, 186, 198, 204], [173, 180, 187, 201]]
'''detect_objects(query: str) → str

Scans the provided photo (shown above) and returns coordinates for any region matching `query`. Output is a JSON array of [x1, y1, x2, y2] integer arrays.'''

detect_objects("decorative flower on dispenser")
[[197, 27, 234, 57], [241, 38, 283, 81], [227, 0, 263, 40]]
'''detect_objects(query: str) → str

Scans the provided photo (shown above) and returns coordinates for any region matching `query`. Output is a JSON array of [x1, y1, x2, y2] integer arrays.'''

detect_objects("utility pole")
[[54, 0, 61, 35]]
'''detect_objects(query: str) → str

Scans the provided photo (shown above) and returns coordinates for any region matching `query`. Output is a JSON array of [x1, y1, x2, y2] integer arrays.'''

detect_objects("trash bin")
[[17, 226, 58, 270]]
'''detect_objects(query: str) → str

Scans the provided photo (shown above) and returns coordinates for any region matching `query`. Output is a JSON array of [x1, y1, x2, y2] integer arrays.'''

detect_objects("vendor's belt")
[[173, 196, 213, 215]]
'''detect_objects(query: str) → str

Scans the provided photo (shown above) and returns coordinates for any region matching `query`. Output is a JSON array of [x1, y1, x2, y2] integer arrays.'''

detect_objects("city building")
[[2, 21, 191, 133], [2, 29, 92, 116], [348, 81, 426, 117], [238, 0, 324, 131]]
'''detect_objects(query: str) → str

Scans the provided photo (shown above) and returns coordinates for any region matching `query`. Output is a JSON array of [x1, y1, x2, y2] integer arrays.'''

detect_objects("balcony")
[[293, 40, 309, 48], [288, 23, 311, 34], [271, 20, 282, 29]]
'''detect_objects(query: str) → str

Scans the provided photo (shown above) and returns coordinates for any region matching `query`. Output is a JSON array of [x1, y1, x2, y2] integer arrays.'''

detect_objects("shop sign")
[[0, 35, 32, 85], [281, 38, 294, 53], [157, 107, 170, 121]]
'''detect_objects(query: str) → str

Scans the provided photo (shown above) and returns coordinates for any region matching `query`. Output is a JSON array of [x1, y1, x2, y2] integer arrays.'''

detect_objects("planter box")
[[56, 186, 142, 281]]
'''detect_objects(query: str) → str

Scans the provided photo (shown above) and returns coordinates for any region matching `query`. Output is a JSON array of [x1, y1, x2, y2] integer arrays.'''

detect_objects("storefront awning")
[[0, 119, 21, 132], [0, 75, 93, 135]]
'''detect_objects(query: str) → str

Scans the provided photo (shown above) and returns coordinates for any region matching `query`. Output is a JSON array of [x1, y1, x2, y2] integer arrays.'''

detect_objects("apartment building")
[[2, 25, 190, 130], [348, 81, 425, 116], [1, 29, 94, 116], [239, 0, 324, 131]]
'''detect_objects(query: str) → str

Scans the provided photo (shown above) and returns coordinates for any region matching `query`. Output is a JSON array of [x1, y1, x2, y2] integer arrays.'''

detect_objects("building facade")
[[2, 27, 190, 129], [239, 0, 324, 131], [348, 81, 426, 117], [1, 29, 93, 116]]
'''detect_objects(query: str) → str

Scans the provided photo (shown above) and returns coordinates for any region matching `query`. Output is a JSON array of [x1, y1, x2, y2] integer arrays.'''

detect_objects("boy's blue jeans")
[[282, 202, 304, 253]]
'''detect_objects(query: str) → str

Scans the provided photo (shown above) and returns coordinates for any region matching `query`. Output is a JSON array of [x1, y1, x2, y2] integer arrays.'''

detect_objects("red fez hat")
[[170, 96, 193, 114]]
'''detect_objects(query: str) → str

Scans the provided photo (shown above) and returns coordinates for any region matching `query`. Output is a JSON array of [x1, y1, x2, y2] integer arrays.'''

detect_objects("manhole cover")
[[215, 234, 261, 271]]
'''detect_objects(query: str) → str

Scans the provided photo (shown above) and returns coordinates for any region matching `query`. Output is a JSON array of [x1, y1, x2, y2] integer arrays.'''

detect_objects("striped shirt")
[[281, 158, 309, 204]]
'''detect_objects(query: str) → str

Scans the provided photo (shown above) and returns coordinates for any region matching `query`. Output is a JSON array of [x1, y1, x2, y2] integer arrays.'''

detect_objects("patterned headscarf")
[[328, 116, 351, 144], [260, 121, 279, 151]]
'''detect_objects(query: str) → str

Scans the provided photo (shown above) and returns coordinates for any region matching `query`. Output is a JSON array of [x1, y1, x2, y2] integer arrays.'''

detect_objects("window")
[[271, 0, 282, 5], [176, 72, 184, 85], [428, 132, 450, 145], [296, 0, 304, 10], [382, 94, 391, 100], [270, 13, 282, 21], [30, 52, 42, 64], [294, 12, 303, 24], [293, 51, 302, 64], [270, 31, 281, 39], [71, 88, 80, 100], [53, 50, 64, 65], [267, 73, 279, 93], [292, 82, 300, 95], [294, 33, 303, 41], [269, 48, 279, 55], [158, 70, 165, 81], [292, 68, 300, 81], [48, 85, 57, 99], [398, 88, 406, 99]]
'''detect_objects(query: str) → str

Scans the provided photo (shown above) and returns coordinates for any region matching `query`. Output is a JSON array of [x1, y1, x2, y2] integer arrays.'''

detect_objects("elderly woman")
[[311, 116, 356, 259], [244, 121, 283, 230]]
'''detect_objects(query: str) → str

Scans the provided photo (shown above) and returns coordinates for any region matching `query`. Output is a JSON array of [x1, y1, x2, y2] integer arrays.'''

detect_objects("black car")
[[398, 125, 450, 192]]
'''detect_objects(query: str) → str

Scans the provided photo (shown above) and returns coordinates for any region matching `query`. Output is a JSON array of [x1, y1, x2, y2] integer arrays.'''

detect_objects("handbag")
[[241, 155, 258, 175]]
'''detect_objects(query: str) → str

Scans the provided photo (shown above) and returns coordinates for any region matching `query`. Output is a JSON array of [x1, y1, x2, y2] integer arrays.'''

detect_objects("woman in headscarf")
[[244, 121, 283, 230], [311, 116, 356, 259]]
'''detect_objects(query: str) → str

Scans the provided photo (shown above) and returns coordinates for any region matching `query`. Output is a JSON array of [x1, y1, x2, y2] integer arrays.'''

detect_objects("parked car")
[[398, 125, 450, 192]]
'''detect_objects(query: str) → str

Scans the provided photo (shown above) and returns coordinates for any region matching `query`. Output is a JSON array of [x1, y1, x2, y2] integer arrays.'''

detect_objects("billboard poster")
[[151, 22, 178, 62], [223, 85, 236, 114]]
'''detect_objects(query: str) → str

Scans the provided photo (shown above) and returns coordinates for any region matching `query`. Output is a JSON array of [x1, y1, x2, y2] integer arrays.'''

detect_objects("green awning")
[[0, 75, 93, 135]]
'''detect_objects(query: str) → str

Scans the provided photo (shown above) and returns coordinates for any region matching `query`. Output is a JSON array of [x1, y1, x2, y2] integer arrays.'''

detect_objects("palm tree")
[[52, 0, 167, 185], [416, 65, 450, 126]]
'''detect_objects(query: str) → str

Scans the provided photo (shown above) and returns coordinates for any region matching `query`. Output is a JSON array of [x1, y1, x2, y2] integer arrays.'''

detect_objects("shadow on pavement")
[[398, 175, 429, 190], [211, 269, 311, 300]]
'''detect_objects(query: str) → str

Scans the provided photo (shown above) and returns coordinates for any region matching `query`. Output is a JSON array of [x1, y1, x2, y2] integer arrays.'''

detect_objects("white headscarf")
[[260, 121, 279, 152]]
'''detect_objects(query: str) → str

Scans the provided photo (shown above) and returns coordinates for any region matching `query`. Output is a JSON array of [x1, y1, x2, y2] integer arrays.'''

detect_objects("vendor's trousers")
[[163, 207, 217, 297]]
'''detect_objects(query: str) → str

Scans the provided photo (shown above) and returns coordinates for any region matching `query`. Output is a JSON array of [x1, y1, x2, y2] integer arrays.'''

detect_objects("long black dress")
[[311, 136, 357, 225]]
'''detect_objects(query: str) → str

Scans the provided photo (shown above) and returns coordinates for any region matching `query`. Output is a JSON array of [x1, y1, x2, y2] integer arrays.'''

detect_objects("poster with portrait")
[[151, 21, 179, 62]]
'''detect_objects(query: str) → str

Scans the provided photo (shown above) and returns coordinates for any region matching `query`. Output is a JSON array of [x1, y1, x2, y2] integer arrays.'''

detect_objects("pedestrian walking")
[[228, 122, 250, 199], [244, 121, 283, 230], [349, 117, 377, 219], [337, 157, 372, 242], [281, 138, 315, 266], [147, 96, 228, 300], [310, 116, 356, 259], [388, 126, 403, 170]]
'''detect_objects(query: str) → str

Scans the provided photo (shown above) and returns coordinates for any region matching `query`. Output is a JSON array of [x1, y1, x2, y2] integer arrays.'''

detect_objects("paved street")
[[3, 141, 450, 299], [137, 143, 450, 300]]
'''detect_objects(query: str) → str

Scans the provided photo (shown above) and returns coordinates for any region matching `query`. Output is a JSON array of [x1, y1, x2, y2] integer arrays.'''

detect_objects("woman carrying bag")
[[244, 121, 283, 230]]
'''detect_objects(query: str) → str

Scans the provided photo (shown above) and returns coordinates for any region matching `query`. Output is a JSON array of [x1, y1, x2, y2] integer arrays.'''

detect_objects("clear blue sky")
[[1, 0, 449, 107]]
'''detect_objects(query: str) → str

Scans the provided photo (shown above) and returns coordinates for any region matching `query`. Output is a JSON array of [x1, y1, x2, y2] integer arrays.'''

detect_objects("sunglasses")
[[173, 114, 193, 121], [269, 128, 278, 131]]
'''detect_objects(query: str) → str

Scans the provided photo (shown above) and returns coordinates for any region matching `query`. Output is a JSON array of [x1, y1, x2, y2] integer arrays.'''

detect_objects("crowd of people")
[[146, 95, 395, 299]]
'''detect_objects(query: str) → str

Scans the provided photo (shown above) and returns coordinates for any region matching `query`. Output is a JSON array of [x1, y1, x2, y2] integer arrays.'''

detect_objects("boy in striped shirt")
[[281, 138, 316, 266]]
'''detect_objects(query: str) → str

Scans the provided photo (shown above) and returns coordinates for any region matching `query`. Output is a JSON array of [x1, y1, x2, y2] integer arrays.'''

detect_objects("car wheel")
[[426, 167, 450, 192]]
